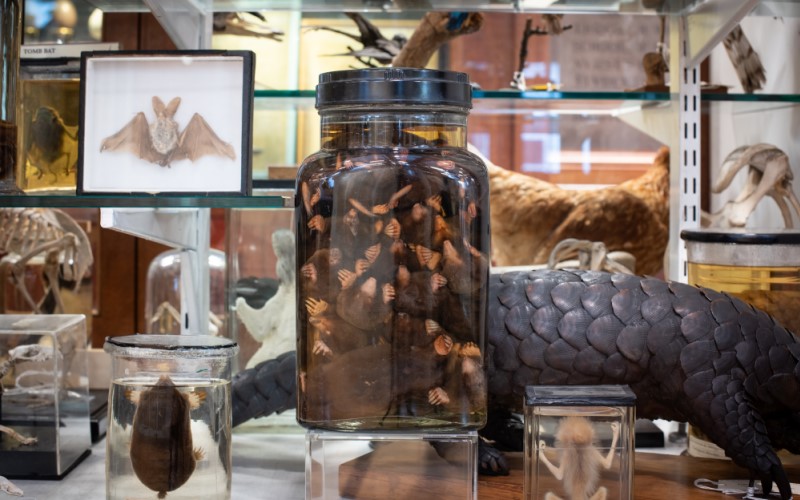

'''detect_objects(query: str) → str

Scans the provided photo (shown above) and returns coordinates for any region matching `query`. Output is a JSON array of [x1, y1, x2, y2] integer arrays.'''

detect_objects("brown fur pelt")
[[474, 146, 670, 276]]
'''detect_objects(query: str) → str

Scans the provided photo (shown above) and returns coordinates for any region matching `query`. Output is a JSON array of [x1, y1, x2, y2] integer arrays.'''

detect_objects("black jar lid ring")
[[316, 67, 472, 109], [681, 229, 800, 245], [105, 334, 237, 351]]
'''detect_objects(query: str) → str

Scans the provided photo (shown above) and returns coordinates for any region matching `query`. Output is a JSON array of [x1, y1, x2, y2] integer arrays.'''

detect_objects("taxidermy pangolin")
[[100, 96, 236, 167], [231, 268, 800, 499]]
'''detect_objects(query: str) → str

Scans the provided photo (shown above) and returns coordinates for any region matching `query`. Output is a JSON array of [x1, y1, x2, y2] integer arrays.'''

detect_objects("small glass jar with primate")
[[525, 385, 636, 500], [0, 0, 22, 192], [104, 335, 238, 500], [295, 68, 490, 431]]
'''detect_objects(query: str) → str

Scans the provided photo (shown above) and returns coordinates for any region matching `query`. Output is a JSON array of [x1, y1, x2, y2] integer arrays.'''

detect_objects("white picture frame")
[[78, 51, 254, 196]]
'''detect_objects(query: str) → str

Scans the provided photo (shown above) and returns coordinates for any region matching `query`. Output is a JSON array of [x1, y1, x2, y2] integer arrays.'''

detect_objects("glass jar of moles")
[[296, 68, 490, 431]]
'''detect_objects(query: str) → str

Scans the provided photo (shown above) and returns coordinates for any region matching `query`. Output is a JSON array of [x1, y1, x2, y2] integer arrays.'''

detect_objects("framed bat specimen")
[[78, 51, 254, 196]]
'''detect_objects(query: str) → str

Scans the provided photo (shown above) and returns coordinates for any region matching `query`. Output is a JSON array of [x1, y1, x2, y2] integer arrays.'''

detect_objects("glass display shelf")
[[88, 0, 795, 16], [0, 192, 291, 209], [254, 89, 800, 114], [253, 89, 672, 117]]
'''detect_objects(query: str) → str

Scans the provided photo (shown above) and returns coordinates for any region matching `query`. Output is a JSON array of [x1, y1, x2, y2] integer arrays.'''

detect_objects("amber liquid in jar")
[[297, 109, 489, 430], [688, 262, 800, 334], [18, 79, 81, 191]]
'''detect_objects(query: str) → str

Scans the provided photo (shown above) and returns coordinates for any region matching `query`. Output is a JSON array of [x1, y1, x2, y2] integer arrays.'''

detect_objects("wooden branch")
[[392, 12, 484, 68]]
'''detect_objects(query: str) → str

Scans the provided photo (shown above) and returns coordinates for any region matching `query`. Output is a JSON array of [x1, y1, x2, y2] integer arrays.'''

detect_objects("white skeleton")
[[706, 144, 800, 228], [0, 208, 93, 314]]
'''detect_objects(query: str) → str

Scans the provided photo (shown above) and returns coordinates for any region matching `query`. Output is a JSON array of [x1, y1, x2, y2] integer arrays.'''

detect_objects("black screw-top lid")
[[526, 385, 636, 407], [316, 68, 472, 109], [681, 228, 800, 245]]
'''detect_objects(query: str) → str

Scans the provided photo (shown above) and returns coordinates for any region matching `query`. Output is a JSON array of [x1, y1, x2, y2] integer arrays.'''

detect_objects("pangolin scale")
[[232, 269, 800, 499]]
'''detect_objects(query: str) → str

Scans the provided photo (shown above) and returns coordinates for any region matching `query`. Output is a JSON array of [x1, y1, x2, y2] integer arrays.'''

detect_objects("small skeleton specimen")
[[128, 375, 205, 499], [538, 417, 620, 500], [0, 208, 93, 314], [100, 96, 235, 167], [706, 144, 800, 228], [26, 106, 78, 182]]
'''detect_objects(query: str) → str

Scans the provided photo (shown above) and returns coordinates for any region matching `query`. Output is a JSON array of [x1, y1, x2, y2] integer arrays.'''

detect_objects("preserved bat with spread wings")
[[100, 96, 236, 167]]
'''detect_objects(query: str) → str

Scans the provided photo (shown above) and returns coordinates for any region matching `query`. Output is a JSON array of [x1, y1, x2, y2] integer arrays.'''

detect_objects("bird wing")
[[345, 12, 385, 46]]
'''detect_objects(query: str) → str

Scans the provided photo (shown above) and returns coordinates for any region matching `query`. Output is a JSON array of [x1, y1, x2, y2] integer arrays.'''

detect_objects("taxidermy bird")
[[307, 12, 407, 67], [723, 25, 766, 93], [470, 145, 670, 276], [212, 12, 284, 41]]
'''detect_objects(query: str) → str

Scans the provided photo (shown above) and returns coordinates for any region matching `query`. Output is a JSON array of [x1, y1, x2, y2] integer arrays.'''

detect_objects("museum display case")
[[2, 0, 799, 497], [0, 314, 91, 478]]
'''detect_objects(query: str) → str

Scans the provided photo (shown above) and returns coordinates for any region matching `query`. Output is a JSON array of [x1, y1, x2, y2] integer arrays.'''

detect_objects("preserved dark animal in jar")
[[296, 68, 490, 431]]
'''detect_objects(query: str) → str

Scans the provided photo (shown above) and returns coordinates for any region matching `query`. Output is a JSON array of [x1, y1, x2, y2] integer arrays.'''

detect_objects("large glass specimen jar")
[[1, 0, 21, 192], [296, 68, 490, 431]]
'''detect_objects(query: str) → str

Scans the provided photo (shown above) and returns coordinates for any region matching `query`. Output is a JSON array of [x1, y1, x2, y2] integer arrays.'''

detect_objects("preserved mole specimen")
[[129, 375, 205, 498]]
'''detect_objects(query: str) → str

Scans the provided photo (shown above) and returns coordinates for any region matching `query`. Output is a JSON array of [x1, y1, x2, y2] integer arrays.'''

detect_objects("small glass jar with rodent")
[[104, 334, 238, 500]]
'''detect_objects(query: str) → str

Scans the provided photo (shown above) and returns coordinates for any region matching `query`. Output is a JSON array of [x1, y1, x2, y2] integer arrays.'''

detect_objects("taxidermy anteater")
[[232, 269, 800, 499]]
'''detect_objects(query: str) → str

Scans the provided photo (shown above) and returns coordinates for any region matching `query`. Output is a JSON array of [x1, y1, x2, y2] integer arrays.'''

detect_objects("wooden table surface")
[[339, 440, 799, 499], [479, 452, 800, 499]]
